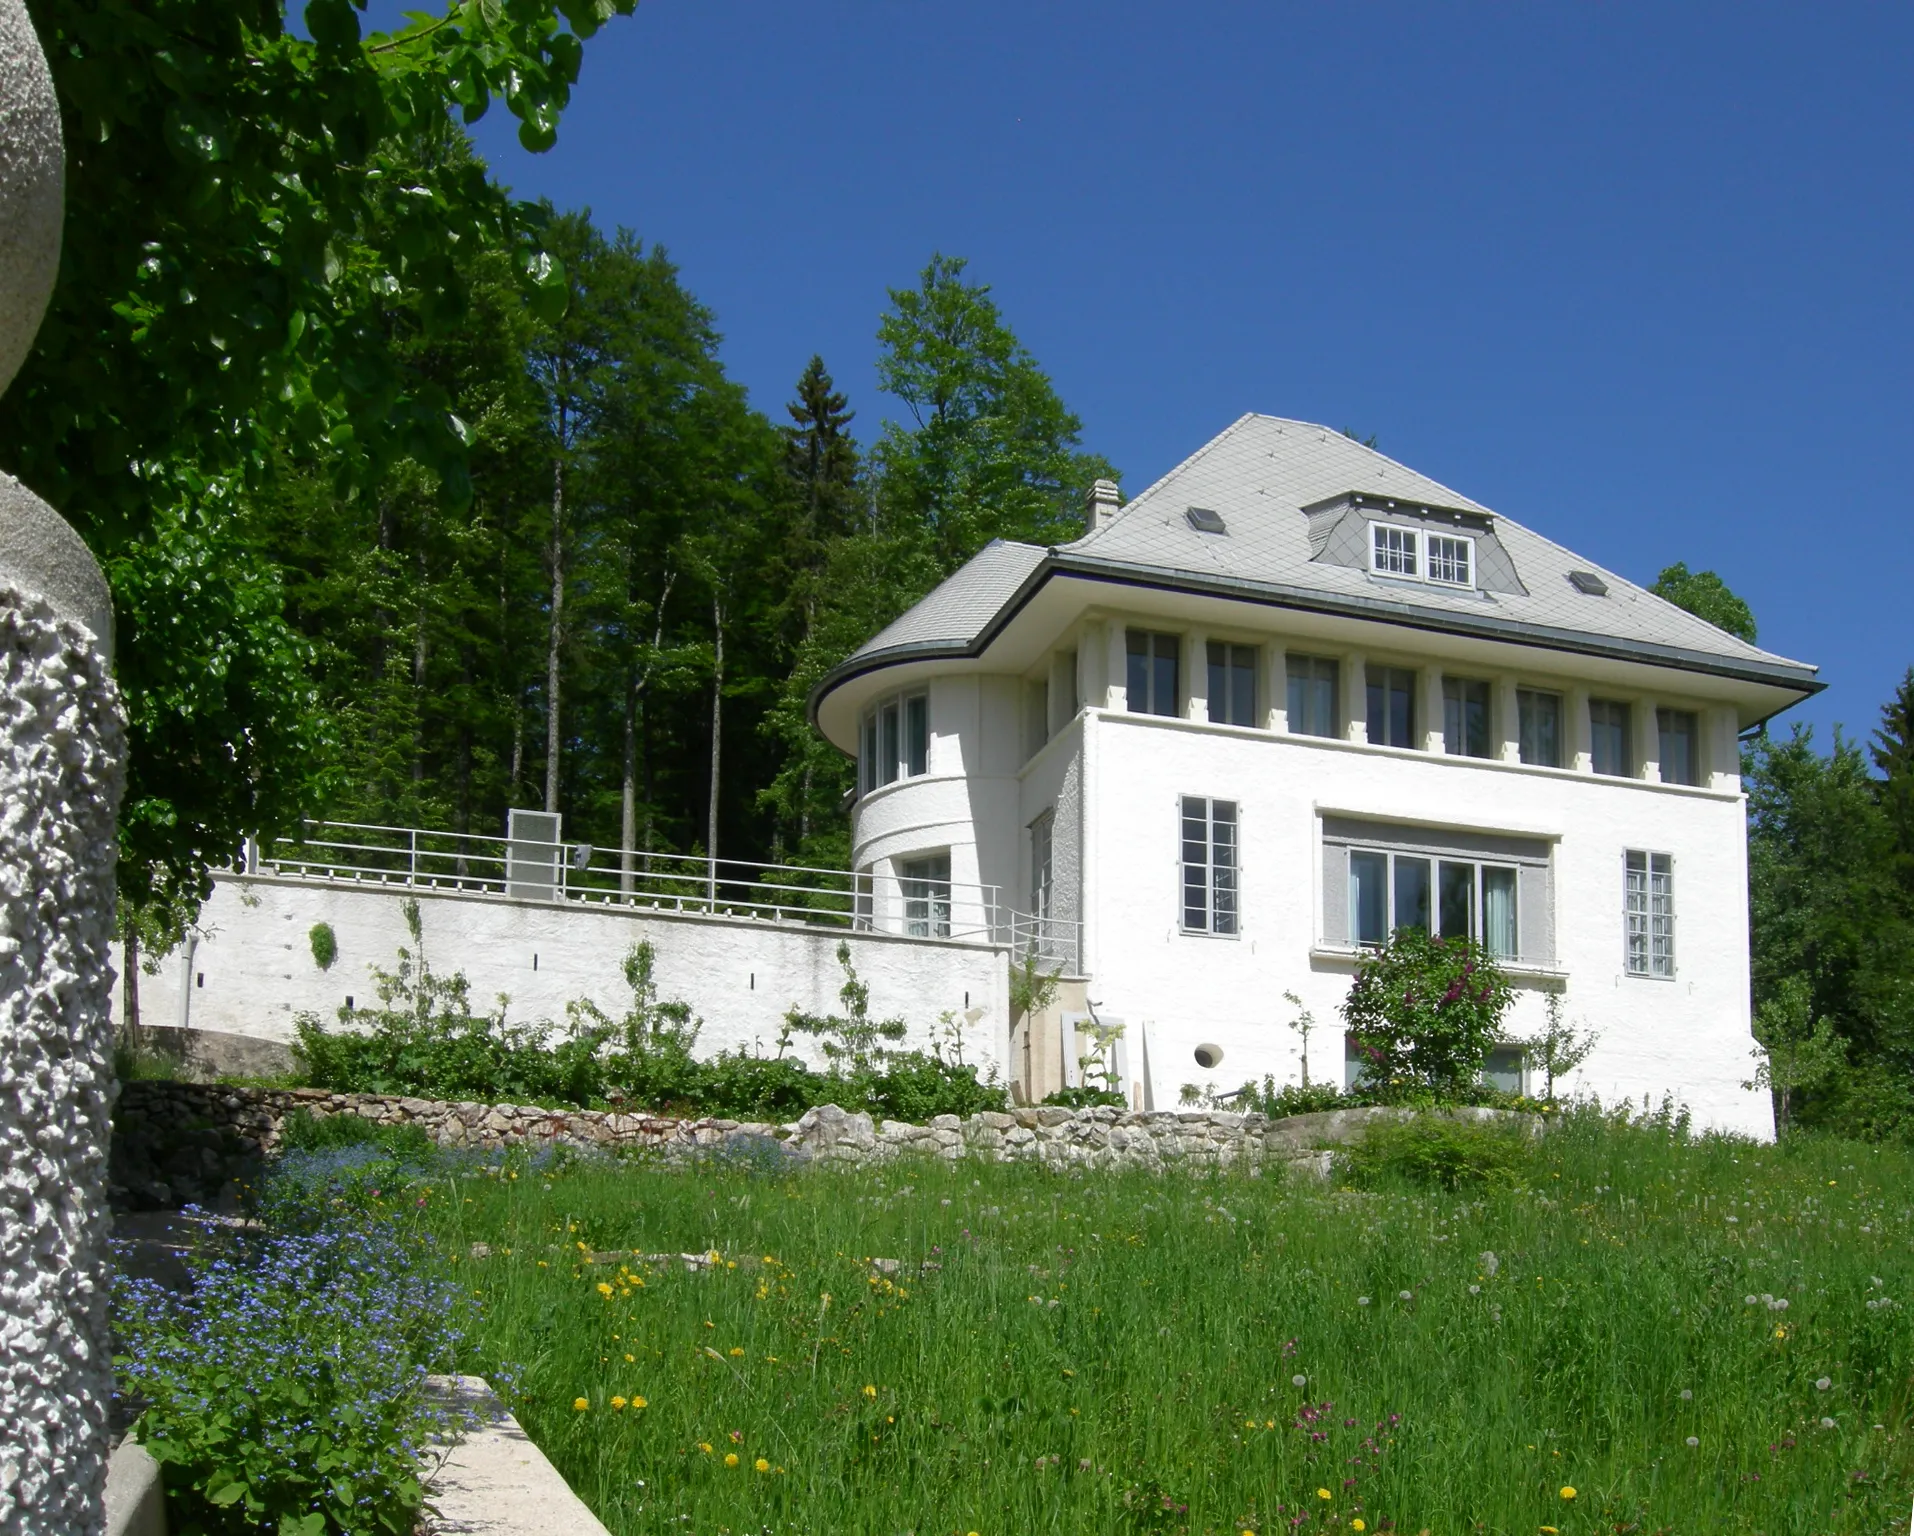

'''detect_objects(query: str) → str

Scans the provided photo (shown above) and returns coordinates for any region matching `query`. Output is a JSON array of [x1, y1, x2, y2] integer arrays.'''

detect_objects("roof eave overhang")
[[809, 551, 1823, 738]]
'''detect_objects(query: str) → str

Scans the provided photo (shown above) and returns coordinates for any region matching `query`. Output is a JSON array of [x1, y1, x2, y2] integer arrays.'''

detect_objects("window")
[[1426, 534, 1473, 587], [1180, 797, 1238, 936], [1658, 708, 1700, 787], [1371, 524, 1418, 578], [1126, 630, 1180, 716], [1518, 689, 1562, 768], [1286, 654, 1339, 737], [1589, 698, 1631, 777], [1207, 641, 1257, 727], [901, 853, 952, 938], [1481, 1044, 1526, 1095], [1625, 851, 1674, 978], [1030, 812, 1053, 923], [1368, 523, 1475, 589], [1349, 847, 1519, 958], [1367, 665, 1417, 749], [1442, 676, 1492, 758], [859, 690, 930, 795]]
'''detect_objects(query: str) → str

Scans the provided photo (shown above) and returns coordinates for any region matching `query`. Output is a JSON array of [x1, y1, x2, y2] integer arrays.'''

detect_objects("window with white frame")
[[1427, 534, 1472, 587], [901, 851, 952, 938], [1348, 847, 1520, 959], [1180, 796, 1238, 936], [859, 689, 929, 796], [1368, 523, 1475, 589], [1624, 850, 1674, 978], [1371, 524, 1418, 578]]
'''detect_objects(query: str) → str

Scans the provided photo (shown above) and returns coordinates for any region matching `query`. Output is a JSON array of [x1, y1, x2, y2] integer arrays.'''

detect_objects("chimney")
[[1086, 478, 1121, 532]]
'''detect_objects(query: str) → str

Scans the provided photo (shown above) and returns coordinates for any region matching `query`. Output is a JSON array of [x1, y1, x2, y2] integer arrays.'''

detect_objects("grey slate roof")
[[835, 413, 1817, 690]]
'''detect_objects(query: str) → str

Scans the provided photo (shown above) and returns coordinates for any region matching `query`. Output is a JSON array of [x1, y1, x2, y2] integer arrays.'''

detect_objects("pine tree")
[[1872, 666, 1914, 882]]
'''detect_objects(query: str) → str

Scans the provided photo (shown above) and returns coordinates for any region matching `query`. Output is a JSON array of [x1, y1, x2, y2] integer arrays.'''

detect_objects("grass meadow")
[[399, 1114, 1912, 1535]]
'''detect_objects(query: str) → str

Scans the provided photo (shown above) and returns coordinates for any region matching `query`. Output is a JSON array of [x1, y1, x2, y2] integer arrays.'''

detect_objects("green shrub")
[[308, 921, 338, 971], [295, 912, 1006, 1122], [1339, 1113, 1536, 1190], [1041, 1086, 1127, 1109], [278, 1107, 433, 1161], [1232, 1077, 1352, 1118], [1341, 928, 1513, 1101]]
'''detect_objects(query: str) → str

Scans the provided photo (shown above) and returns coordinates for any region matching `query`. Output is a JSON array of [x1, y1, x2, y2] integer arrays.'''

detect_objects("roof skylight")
[[1568, 570, 1609, 596], [1186, 506, 1228, 535]]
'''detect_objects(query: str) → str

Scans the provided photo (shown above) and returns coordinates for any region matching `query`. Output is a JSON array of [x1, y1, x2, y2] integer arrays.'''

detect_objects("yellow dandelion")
[[1353, 1522, 1366, 1533], [1540, 1527, 1560, 1534], [1775, 1326, 1787, 1339], [863, 1384, 878, 1398], [610, 1396, 627, 1410], [572, 1397, 590, 1412], [724, 1452, 740, 1467], [1560, 1486, 1577, 1500], [624, 1354, 635, 1363], [698, 1442, 713, 1454], [1318, 1489, 1332, 1501], [729, 1347, 745, 1357], [1244, 1418, 1256, 1429], [754, 1457, 770, 1472], [596, 1282, 613, 1297], [632, 1396, 647, 1409]]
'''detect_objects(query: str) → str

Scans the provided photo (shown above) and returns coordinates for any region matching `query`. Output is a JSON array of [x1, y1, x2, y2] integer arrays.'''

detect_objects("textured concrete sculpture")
[[0, 1, 127, 1530]]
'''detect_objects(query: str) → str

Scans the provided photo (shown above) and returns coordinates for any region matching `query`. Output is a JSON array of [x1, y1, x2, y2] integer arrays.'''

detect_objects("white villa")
[[810, 415, 1820, 1135]]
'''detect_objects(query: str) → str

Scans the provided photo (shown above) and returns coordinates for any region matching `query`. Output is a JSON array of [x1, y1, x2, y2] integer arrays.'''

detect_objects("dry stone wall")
[[112, 1080, 1539, 1208]]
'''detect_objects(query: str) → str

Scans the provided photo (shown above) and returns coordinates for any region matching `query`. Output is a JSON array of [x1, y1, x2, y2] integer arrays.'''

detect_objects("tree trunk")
[[707, 592, 724, 904], [544, 454, 566, 817]]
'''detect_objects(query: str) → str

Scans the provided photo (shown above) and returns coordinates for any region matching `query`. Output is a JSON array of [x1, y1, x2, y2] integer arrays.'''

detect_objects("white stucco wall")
[[1068, 709, 1769, 1136], [132, 875, 1010, 1081]]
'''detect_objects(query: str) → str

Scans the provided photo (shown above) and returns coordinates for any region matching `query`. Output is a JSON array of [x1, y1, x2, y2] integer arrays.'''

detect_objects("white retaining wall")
[[127, 874, 1011, 1078]]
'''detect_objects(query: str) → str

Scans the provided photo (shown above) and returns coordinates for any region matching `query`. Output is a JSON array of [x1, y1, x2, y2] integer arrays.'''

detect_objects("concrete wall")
[[128, 874, 1011, 1080]]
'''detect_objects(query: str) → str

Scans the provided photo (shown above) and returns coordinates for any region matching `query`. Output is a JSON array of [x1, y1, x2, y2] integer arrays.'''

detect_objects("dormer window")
[[1368, 523, 1475, 590]]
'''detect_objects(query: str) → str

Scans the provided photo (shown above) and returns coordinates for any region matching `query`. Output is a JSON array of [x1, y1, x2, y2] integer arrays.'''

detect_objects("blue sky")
[[460, 1, 1911, 746]]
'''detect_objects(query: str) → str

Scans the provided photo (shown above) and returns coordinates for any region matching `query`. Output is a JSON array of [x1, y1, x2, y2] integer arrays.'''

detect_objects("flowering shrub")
[[113, 1209, 474, 1534], [1340, 928, 1513, 1100]]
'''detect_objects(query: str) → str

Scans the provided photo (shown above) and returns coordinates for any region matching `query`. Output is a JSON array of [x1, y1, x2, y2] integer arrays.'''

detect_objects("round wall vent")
[[1193, 1043, 1224, 1069]]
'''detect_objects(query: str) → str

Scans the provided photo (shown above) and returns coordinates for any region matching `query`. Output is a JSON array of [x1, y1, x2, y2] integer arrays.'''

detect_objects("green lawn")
[[408, 1114, 1911, 1534]]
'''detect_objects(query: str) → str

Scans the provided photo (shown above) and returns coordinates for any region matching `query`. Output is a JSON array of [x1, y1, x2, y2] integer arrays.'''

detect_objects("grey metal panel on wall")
[[1519, 867, 1555, 965], [1321, 845, 1349, 947], [1320, 816, 1551, 866]]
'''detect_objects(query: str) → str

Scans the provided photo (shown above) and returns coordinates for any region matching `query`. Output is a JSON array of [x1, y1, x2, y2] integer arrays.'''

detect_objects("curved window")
[[859, 690, 929, 796]]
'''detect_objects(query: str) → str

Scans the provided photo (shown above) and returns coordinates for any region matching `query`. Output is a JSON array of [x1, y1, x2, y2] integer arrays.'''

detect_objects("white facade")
[[813, 417, 1820, 1136]]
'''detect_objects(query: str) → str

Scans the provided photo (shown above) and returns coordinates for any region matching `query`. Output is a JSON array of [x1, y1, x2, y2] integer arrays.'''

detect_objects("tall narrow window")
[[1127, 630, 1180, 717], [1439, 861, 1476, 939], [1658, 708, 1699, 787], [1625, 850, 1674, 977], [1030, 811, 1054, 924], [1442, 677, 1492, 758], [859, 711, 880, 795], [1589, 698, 1631, 777], [1518, 688, 1562, 768], [1180, 797, 1239, 936], [1367, 666, 1417, 749], [904, 693, 929, 776], [1206, 641, 1257, 727], [1393, 857, 1431, 933], [1482, 867, 1518, 958], [901, 852, 952, 939], [1350, 850, 1388, 946], [1286, 654, 1340, 737], [853, 866, 874, 930]]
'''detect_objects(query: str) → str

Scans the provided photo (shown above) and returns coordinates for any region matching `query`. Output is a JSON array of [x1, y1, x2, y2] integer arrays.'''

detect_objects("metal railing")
[[254, 820, 1081, 963]]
